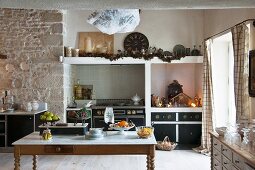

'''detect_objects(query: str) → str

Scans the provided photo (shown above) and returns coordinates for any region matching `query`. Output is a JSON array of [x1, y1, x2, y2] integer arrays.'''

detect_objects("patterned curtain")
[[193, 39, 214, 154], [231, 24, 250, 122]]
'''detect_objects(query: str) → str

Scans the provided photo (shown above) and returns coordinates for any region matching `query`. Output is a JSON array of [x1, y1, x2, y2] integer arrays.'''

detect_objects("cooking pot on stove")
[[168, 80, 183, 100]]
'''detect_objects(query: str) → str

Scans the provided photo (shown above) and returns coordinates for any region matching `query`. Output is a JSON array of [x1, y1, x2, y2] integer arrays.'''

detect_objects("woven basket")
[[156, 136, 177, 151]]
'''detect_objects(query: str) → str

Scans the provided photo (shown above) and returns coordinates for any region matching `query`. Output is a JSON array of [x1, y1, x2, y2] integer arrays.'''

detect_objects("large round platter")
[[173, 44, 186, 58], [109, 124, 135, 135]]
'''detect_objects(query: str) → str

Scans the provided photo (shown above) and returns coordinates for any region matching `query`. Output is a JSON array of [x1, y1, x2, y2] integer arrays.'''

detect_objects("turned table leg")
[[147, 145, 155, 170], [14, 146, 20, 170], [146, 155, 151, 170], [150, 154, 155, 170], [33, 155, 38, 170]]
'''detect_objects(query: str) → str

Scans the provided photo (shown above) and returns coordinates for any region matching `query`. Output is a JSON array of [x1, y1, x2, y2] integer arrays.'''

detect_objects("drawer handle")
[[214, 154, 218, 156], [56, 147, 61, 152], [223, 162, 228, 165], [235, 160, 239, 163], [214, 164, 219, 167], [213, 143, 217, 146], [222, 149, 227, 151]]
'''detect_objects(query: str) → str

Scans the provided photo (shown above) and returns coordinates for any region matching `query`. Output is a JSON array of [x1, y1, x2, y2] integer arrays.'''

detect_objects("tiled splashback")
[[75, 65, 145, 99]]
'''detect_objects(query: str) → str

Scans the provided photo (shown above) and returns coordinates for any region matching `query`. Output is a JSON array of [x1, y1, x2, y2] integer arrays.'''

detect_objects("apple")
[[44, 111, 50, 116], [52, 115, 59, 121], [46, 116, 52, 121], [40, 115, 46, 120], [49, 112, 54, 117]]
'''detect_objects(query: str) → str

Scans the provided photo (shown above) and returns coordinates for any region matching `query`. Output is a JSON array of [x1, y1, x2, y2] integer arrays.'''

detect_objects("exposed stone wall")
[[0, 8, 65, 120]]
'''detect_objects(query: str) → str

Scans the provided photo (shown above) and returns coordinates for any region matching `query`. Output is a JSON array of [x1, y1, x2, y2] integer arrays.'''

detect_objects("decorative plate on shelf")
[[173, 44, 186, 58], [124, 32, 149, 51]]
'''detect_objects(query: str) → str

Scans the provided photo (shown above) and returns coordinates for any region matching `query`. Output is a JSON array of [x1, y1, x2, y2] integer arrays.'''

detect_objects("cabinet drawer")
[[151, 112, 176, 121], [244, 163, 255, 170], [178, 112, 202, 121], [232, 152, 244, 169], [212, 146, 221, 162], [212, 138, 221, 151], [222, 155, 232, 170], [44, 145, 74, 154], [212, 157, 221, 170], [232, 165, 240, 170], [0, 115, 5, 121], [222, 144, 232, 160]]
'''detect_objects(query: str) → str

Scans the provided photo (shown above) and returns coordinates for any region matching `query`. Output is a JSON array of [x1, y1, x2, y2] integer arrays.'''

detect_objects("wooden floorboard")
[[1, 150, 210, 170]]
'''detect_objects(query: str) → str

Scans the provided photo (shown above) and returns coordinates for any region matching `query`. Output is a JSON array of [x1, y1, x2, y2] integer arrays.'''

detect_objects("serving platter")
[[109, 124, 135, 135]]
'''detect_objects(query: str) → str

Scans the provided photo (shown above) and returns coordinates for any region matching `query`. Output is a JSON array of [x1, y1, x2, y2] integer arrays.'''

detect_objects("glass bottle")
[[71, 96, 77, 108], [4, 90, 14, 111], [224, 128, 232, 144], [241, 127, 251, 151], [74, 79, 82, 100], [230, 124, 241, 146]]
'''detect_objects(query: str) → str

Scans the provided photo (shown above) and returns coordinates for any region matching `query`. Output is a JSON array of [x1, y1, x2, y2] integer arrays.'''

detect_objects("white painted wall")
[[204, 8, 255, 39], [204, 8, 255, 120], [64, 10, 204, 53], [75, 65, 145, 99], [151, 63, 203, 100]]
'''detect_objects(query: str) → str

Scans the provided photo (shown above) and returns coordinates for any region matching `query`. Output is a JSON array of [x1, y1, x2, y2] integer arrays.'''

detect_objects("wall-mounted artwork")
[[78, 32, 114, 54], [249, 50, 255, 97]]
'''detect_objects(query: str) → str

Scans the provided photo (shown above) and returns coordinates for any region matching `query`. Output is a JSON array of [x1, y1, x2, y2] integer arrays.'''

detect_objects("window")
[[211, 32, 236, 127]]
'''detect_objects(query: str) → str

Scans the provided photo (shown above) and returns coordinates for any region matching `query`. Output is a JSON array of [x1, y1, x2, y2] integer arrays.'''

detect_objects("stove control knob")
[[167, 115, 172, 120], [97, 110, 101, 115], [132, 110, 136, 115], [155, 115, 160, 119], [183, 115, 188, 119], [195, 115, 200, 120], [127, 110, 131, 115]]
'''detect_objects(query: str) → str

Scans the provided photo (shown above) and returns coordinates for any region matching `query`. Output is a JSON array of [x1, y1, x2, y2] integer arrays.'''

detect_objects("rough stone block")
[[51, 23, 63, 34], [41, 12, 62, 22], [41, 34, 63, 46]]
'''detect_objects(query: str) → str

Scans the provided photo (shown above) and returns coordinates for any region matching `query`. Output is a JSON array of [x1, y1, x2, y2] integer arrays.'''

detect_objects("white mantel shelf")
[[61, 56, 203, 64], [150, 107, 202, 112]]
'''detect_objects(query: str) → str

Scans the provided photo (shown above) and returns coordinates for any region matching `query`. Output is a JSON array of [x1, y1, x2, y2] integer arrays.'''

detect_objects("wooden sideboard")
[[210, 132, 255, 170]]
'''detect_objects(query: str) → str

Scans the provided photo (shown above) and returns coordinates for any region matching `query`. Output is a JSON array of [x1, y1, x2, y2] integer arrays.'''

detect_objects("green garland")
[[79, 47, 186, 63]]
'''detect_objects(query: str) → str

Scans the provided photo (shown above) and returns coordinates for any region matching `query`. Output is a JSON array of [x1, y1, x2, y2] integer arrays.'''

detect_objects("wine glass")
[[230, 124, 241, 146], [241, 128, 251, 151], [224, 126, 232, 144]]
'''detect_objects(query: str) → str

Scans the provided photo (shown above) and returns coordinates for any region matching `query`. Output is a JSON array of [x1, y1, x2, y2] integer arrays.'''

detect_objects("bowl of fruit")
[[109, 120, 135, 135], [40, 111, 60, 126], [136, 126, 154, 139]]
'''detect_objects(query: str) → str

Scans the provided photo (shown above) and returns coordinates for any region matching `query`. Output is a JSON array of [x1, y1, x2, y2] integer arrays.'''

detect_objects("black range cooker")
[[92, 99, 145, 130]]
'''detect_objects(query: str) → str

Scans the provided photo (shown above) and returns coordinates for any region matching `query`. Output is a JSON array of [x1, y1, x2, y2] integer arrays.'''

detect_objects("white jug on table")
[[31, 100, 39, 111]]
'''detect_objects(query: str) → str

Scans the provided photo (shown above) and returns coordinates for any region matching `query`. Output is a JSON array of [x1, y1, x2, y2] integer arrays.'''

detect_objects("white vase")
[[31, 100, 39, 111], [26, 102, 32, 112]]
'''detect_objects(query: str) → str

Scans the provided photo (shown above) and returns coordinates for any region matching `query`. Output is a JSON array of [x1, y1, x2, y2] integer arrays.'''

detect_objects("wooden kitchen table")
[[12, 131, 157, 170]]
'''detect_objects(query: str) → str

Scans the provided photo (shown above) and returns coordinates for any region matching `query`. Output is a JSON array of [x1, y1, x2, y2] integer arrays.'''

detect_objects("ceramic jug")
[[26, 102, 32, 112], [31, 100, 39, 111]]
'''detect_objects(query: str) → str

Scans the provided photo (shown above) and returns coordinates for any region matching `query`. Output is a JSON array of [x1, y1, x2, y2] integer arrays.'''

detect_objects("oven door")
[[152, 123, 176, 142]]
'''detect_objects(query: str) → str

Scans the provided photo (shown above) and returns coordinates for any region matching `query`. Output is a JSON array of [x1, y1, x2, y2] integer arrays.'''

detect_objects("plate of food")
[[109, 120, 135, 135]]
